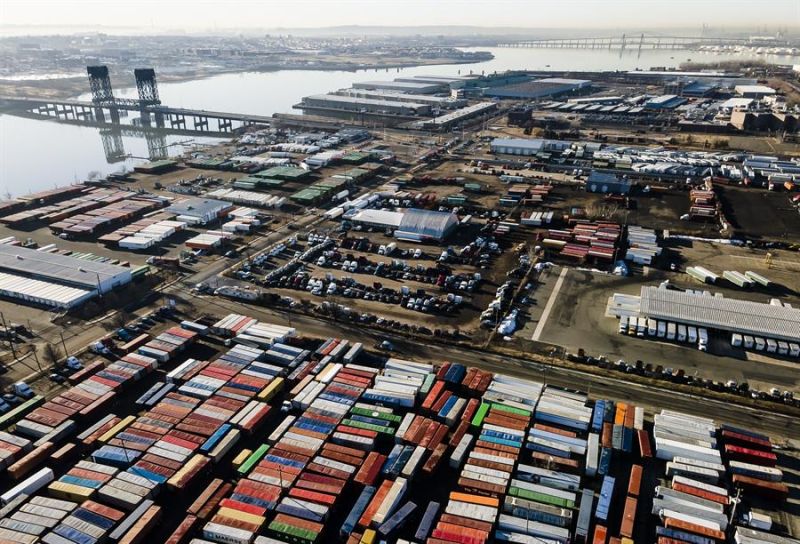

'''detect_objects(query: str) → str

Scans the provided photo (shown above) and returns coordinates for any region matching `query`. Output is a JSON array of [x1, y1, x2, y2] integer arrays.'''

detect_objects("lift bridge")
[[1, 66, 274, 137]]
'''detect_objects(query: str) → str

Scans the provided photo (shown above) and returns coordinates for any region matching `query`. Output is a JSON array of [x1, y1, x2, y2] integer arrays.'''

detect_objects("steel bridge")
[[496, 34, 787, 52], [0, 65, 273, 135]]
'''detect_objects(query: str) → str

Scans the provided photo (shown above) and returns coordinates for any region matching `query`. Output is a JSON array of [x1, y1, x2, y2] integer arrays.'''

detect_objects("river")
[[2, 46, 798, 196]]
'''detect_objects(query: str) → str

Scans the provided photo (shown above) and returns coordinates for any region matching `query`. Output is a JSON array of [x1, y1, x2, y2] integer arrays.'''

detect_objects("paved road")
[[187, 292, 799, 441]]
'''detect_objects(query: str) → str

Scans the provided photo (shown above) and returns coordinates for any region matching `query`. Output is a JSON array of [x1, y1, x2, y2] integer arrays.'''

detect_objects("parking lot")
[[530, 267, 800, 392]]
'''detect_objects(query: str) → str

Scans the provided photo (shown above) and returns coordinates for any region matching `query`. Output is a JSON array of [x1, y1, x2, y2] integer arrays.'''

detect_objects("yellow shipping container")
[[258, 377, 284, 401], [360, 529, 376, 544], [233, 449, 252, 469], [98, 415, 136, 444], [167, 454, 207, 488], [48, 480, 95, 501], [216, 506, 265, 527]]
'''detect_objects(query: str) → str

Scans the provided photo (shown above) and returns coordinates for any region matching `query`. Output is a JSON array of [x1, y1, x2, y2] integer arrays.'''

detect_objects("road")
[[185, 292, 800, 442]]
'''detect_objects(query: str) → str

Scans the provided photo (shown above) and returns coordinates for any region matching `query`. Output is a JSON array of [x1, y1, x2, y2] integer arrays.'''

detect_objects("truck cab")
[[12, 382, 34, 399], [698, 328, 708, 352]]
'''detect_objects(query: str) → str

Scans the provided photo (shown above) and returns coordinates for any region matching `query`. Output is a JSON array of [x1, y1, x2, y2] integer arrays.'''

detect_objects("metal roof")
[[398, 209, 458, 239], [351, 209, 404, 228], [166, 197, 231, 217], [0, 244, 130, 291], [639, 286, 800, 342]]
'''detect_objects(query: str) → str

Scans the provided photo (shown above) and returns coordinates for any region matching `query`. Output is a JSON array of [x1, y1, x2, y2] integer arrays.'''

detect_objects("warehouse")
[[337, 88, 466, 109], [349, 208, 458, 241], [395, 208, 459, 242], [394, 75, 478, 85], [166, 197, 233, 225], [586, 171, 631, 194], [609, 285, 800, 343], [490, 137, 571, 156], [349, 209, 405, 229], [352, 80, 446, 94], [0, 244, 132, 295], [484, 78, 592, 99], [300, 94, 431, 116], [412, 102, 497, 130], [0, 271, 94, 309], [735, 85, 777, 99], [644, 95, 687, 110]]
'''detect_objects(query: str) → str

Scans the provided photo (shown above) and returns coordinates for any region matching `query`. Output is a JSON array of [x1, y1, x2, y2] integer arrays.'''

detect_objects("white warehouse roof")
[[0, 244, 131, 293], [639, 286, 800, 342], [398, 209, 458, 240], [350, 209, 404, 228]]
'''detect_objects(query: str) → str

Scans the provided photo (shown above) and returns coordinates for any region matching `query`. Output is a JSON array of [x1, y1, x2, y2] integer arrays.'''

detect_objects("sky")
[[1, 0, 798, 32]]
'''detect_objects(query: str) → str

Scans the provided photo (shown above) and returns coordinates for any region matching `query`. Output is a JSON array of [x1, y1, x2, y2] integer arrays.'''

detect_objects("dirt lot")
[[717, 184, 800, 241]]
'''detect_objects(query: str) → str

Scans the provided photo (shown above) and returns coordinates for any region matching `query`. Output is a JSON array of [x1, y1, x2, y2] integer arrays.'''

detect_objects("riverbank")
[[0, 53, 493, 100]]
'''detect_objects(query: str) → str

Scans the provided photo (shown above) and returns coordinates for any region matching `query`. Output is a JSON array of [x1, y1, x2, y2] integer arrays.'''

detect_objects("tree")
[[43, 343, 61, 366]]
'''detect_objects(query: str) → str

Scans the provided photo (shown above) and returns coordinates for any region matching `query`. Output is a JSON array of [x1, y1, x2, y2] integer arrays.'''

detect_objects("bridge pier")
[[155, 112, 165, 128], [193, 116, 209, 131], [218, 118, 232, 132], [169, 114, 186, 129]]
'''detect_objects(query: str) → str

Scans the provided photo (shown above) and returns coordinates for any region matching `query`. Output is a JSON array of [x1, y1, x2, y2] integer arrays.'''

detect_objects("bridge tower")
[[134, 68, 161, 106], [99, 128, 126, 163], [87, 66, 115, 104], [87, 65, 118, 123]]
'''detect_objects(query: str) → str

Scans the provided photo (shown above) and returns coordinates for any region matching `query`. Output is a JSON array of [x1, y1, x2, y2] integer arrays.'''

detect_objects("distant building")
[[730, 111, 797, 132], [484, 77, 592, 99], [352, 80, 445, 95], [735, 85, 776, 99], [586, 171, 631, 194], [490, 138, 571, 156], [349, 208, 458, 242], [644, 95, 687, 110], [166, 197, 232, 225]]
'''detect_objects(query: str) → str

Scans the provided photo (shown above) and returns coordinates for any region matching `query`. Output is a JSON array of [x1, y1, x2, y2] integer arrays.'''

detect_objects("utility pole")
[[0, 312, 16, 359], [60, 332, 69, 358]]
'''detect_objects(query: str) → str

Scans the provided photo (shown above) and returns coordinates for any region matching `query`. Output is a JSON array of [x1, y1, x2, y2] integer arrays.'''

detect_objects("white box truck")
[[647, 318, 657, 337], [636, 317, 646, 337], [657, 321, 667, 338], [677, 324, 687, 343], [731, 333, 743, 348], [667, 323, 676, 341], [618, 315, 628, 335], [698, 328, 708, 351], [766, 339, 777, 353], [687, 326, 698, 344], [754, 337, 766, 351]]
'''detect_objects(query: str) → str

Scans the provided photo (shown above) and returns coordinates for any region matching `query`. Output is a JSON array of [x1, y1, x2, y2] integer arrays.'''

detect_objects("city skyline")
[[2, 0, 799, 34]]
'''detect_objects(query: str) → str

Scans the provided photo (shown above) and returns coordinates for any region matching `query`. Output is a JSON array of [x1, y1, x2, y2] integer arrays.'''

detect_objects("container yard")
[[0, 316, 797, 544]]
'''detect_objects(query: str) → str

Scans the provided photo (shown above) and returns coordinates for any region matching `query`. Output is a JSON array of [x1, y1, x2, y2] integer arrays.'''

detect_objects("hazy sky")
[[2, 0, 798, 31]]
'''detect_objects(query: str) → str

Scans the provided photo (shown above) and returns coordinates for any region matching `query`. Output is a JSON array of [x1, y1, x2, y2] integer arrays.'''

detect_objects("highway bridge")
[[497, 33, 794, 52]]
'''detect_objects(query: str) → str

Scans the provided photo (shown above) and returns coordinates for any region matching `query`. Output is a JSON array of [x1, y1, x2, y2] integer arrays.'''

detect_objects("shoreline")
[[0, 55, 493, 101]]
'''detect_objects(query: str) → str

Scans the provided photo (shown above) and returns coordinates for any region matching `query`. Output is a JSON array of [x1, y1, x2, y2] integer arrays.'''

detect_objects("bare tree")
[[43, 343, 61, 366]]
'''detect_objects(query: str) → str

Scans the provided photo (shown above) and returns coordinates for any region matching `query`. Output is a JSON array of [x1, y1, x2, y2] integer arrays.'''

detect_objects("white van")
[[743, 335, 754, 349], [789, 343, 800, 358], [677, 324, 687, 343], [754, 337, 766, 351], [666, 323, 676, 341], [698, 328, 708, 351], [731, 333, 743, 348], [687, 326, 698, 344], [777, 341, 789, 356], [766, 339, 777, 353], [647, 318, 657, 337], [636, 317, 647, 337], [657, 321, 667, 338], [618, 316, 629, 334]]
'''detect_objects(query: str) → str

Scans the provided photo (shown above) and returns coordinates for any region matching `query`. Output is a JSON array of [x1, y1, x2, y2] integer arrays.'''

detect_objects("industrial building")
[[336, 88, 466, 109], [393, 75, 479, 86], [484, 77, 592, 99], [349, 208, 458, 241], [300, 94, 431, 116], [0, 244, 133, 308], [352, 80, 446, 94], [412, 102, 497, 130], [644, 95, 687, 110], [166, 197, 233, 225], [608, 285, 800, 343], [586, 171, 631, 194], [735, 85, 777, 99], [490, 137, 571, 156]]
